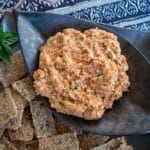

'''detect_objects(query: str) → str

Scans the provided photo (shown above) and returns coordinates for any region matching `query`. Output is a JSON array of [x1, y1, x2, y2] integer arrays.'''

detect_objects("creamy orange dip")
[[33, 28, 130, 120]]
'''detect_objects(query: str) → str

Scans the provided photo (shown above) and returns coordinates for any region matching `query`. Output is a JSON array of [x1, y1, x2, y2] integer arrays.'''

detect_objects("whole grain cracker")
[[6, 87, 25, 130], [0, 88, 17, 126], [0, 136, 17, 150], [30, 97, 56, 138], [8, 108, 34, 141], [39, 132, 79, 150], [12, 76, 36, 101], [54, 118, 82, 135], [0, 51, 27, 87], [0, 127, 5, 138], [0, 144, 6, 150], [78, 133, 109, 150], [12, 141, 26, 150], [54, 118, 72, 135], [26, 140, 39, 150], [91, 137, 133, 150]]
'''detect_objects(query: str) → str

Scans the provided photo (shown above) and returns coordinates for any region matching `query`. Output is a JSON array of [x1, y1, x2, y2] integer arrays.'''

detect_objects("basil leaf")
[[0, 26, 3, 33], [0, 26, 18, 64], [0, 46, 11, 64], [1, 32, 18, 45], [2, 43, 12, 54]]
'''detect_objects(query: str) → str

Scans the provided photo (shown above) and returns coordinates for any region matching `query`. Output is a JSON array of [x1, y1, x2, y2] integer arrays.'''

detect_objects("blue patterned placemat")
[[0, 0, 150, 31]]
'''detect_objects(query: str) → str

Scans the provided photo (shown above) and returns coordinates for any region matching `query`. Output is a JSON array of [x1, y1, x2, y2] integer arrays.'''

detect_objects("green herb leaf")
[[0, 26, 18, 64], [74, 83, 80, 90], [56, 66, 67, 71], [2, 43, 12, 54], [95, 70, 103, 77], [0, 46, 11, 64], [1, 32, 18, 45], [0, 26, 3, 33]]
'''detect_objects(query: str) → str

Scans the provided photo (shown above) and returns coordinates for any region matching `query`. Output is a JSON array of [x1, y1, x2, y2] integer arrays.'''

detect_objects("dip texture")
[[33, 28, 130, 120]]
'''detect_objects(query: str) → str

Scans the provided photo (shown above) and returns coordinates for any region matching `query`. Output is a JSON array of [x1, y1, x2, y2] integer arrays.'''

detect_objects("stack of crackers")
[[0, 51, 133, 150]]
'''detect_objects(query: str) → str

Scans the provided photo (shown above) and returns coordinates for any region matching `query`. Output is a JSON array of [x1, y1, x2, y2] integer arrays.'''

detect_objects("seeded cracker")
[[78, 133, 109, 150], [0, 88, 17, 126], [8, 108, 34, 141], [0, 51, 27, 87], [39, 132, 79, 150], [30, 97, 56, 138], [12, 76, 36, 101], [6, 87, 25, 130], [91, 137, 133, 150], [0, 136, 17, 150]]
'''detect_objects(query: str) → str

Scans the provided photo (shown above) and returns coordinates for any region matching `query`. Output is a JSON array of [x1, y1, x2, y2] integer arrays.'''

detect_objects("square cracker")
[[12, 76, 36, 101], [0, 51, 27, 87], [0, 136, 17, 150], [78, 133, 109, 150], [8, 108, 34, 142], [0, 88, 17, 126], [6, 87, 25, 130], [30, 97, 56, 138], [39, 132, 79, 150], [91, 137, 133, 150]]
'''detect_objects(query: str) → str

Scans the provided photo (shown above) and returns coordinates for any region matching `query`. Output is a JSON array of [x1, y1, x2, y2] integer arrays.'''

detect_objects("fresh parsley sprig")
[[0, 25, 18, 64]]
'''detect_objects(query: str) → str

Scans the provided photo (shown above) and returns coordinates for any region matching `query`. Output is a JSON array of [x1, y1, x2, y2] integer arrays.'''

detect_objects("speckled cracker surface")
[[0, 88, 17, 126], [8, 108, 34, 141], [78, 133, 109, 150], [26, 140, 39, 150], [30, 97, 56, 138], [0, 144, 6, 150], [6, 87, 25, 130], [12, 76, 36, 101], [0, 51, 27, 87], [39, 132, 79, 150], [54, 118, 72, 135], [12, 141, 26, 150], [91, 137, 133, 150], [0, 127, 5, 138], [0, 136, 17, 150]]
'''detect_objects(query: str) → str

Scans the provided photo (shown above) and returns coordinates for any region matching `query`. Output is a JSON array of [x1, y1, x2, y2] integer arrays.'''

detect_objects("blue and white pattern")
[[49, 0, 150, 31], [0, 0, 18, 9], [0, 0, 150, 31]]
